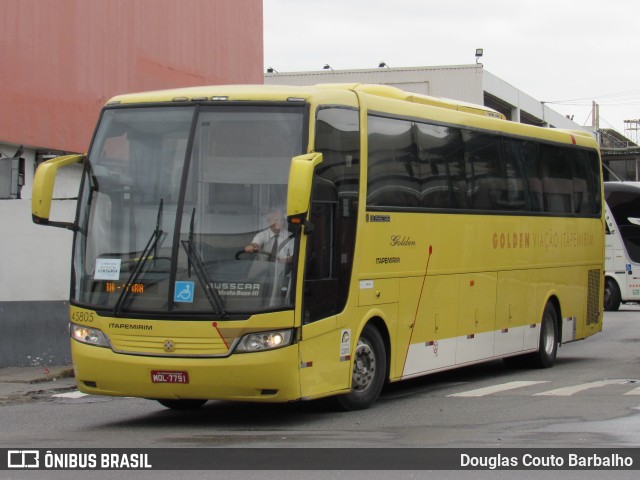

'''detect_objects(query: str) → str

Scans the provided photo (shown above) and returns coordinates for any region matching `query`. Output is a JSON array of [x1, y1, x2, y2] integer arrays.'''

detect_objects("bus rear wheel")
[[333, 324, 386, 411], [524, 302, 558, 369], [604, 278, 621, 312]]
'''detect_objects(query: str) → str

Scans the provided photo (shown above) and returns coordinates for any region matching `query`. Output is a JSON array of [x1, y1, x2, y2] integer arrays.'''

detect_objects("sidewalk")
[[0, 365, 77, 404]]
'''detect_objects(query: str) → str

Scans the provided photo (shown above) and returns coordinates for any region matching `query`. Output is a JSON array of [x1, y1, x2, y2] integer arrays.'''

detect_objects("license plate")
[[151, 370, 189, 384]]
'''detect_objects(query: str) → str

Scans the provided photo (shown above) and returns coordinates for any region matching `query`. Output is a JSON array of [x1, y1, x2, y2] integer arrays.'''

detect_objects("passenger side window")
[[365, 114, 600, 217], [367, 116, 420, 208], [572, 150, 601, 214], [367, 116, 466, 209], [540, 144, 574, 214], [415, 123, 466, 209], [503, 139, 542, 212], [462, 131, 506, 210]]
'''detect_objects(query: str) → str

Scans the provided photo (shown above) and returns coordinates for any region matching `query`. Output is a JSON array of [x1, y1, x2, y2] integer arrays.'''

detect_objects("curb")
[[0, 366, 77, 405], [28, 367, 75, 384]]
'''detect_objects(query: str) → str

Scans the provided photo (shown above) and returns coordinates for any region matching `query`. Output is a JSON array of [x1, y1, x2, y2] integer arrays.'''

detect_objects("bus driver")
[[244, 208, 293, 264]]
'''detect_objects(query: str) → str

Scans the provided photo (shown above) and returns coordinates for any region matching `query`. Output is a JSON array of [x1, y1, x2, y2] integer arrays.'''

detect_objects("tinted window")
[[365, 115, 600, 217], [367, 116, 420, 208], [503, 139, 542, 212], [540, 144, 574, 214], [367, 116, 466, 209], [305, 108, 360, 322], [463, 131, 506, 210], [573, 150, 601, 214], [415, 123, 466, 208]]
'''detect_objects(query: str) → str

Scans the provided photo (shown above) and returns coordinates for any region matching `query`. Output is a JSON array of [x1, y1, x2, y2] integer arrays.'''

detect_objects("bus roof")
[[105, 83, 503, 119], [315, 83, 505, 120], [106, 84, 324, 105]]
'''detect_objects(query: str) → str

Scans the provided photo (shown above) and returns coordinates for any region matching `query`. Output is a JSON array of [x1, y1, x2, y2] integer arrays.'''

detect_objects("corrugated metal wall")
[[0, 0, 263, 153]]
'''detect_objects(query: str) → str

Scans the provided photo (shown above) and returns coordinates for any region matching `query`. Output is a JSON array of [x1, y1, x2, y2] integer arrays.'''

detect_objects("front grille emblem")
[[164, 339, 176, 353]]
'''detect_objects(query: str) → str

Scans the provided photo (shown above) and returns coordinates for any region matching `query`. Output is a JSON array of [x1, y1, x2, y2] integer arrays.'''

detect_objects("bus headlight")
[[235, 329, 294, 353], [70, 324, 110, 348]]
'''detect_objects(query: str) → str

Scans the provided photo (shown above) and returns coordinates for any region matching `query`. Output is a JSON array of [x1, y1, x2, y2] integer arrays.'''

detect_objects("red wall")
[[0, 0, 263, 153]]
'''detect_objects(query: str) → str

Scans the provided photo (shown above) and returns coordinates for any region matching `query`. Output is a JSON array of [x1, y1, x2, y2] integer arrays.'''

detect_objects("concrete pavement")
[[0, 365, 77, 405]]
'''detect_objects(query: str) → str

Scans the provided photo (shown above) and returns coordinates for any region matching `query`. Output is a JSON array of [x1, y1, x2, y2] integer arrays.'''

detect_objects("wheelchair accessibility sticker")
[[174, 281, 195, 303]]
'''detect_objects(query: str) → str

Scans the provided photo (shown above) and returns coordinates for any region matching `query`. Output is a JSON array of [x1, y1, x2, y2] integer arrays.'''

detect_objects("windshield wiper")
[[113, 199, 165, 315], [181, 208, 227, 317]]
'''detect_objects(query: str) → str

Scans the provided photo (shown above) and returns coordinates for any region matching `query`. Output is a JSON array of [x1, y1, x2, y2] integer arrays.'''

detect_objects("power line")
[[544, 90, 640, 106]]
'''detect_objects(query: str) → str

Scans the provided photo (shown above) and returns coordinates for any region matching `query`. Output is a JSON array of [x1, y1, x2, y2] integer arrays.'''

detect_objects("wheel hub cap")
[[352, 339, 376, 392]]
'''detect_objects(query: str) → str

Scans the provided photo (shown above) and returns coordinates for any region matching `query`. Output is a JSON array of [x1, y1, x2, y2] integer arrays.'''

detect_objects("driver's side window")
[[303, 107, 360, 324]]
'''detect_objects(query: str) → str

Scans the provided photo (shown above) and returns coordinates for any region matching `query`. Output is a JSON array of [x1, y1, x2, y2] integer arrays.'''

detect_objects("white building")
[[0, 145, 81, 367]]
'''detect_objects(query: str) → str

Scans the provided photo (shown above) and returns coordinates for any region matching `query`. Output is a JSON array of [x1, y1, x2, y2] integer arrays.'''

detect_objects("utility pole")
[[592, 101, 600, 129]]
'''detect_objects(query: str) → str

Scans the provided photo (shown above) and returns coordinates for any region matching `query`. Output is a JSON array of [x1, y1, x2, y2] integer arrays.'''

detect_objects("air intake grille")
[[587, 269, 601, 325]]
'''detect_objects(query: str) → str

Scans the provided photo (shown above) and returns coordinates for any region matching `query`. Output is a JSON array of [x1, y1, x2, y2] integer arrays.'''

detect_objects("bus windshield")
[[72, 104, 306, 316]]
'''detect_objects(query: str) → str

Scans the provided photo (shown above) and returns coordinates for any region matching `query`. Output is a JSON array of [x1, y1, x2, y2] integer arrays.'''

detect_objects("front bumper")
[[71, 340, 302, 402]]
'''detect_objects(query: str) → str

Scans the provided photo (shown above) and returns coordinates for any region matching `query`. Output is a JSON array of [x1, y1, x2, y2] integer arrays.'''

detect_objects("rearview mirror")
[[287, 152, 323, 219], [32, 154, 84, 230]]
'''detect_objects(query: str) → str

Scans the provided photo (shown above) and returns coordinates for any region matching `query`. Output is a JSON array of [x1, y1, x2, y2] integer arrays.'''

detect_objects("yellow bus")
[[32, 83, 604, 410]]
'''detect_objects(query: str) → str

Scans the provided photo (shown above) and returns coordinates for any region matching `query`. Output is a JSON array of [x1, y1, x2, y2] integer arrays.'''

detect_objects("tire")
[[333, 324, 387, 411], [156, 399, 207, 410], [604, 278, 621, 312], [524, 302, 558, 369]]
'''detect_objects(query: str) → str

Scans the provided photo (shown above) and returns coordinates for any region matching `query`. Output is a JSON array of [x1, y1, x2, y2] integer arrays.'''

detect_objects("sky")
[[264, 0, 640, 138]]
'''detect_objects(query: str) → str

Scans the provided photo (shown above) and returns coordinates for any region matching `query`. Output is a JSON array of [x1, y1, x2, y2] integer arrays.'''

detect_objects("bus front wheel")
[[333, 324, 386, 411], [604, 278, 621, 312]]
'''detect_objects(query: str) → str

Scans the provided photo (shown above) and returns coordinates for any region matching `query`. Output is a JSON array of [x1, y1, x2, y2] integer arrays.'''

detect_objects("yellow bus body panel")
[[298, 318, 351, 399], [358, 212, 603, 380]]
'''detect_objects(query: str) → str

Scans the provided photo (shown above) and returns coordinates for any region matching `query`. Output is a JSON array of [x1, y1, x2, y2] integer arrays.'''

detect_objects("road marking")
[[52, 390, 88, 399], [534, 379, 631, 396], [448, 381, 550, 397], [623, 386, 640, 396]]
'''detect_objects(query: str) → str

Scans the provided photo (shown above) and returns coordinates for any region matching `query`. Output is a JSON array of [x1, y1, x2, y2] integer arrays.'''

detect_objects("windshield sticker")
[[340, 329, 351, 362], [94, 258, 121, 280], [174, 281, 195, 303], [213, 282, 261, 297]]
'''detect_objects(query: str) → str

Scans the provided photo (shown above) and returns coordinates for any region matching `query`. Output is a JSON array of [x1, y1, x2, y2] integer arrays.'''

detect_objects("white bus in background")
[[604, 181, 640, 311]]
